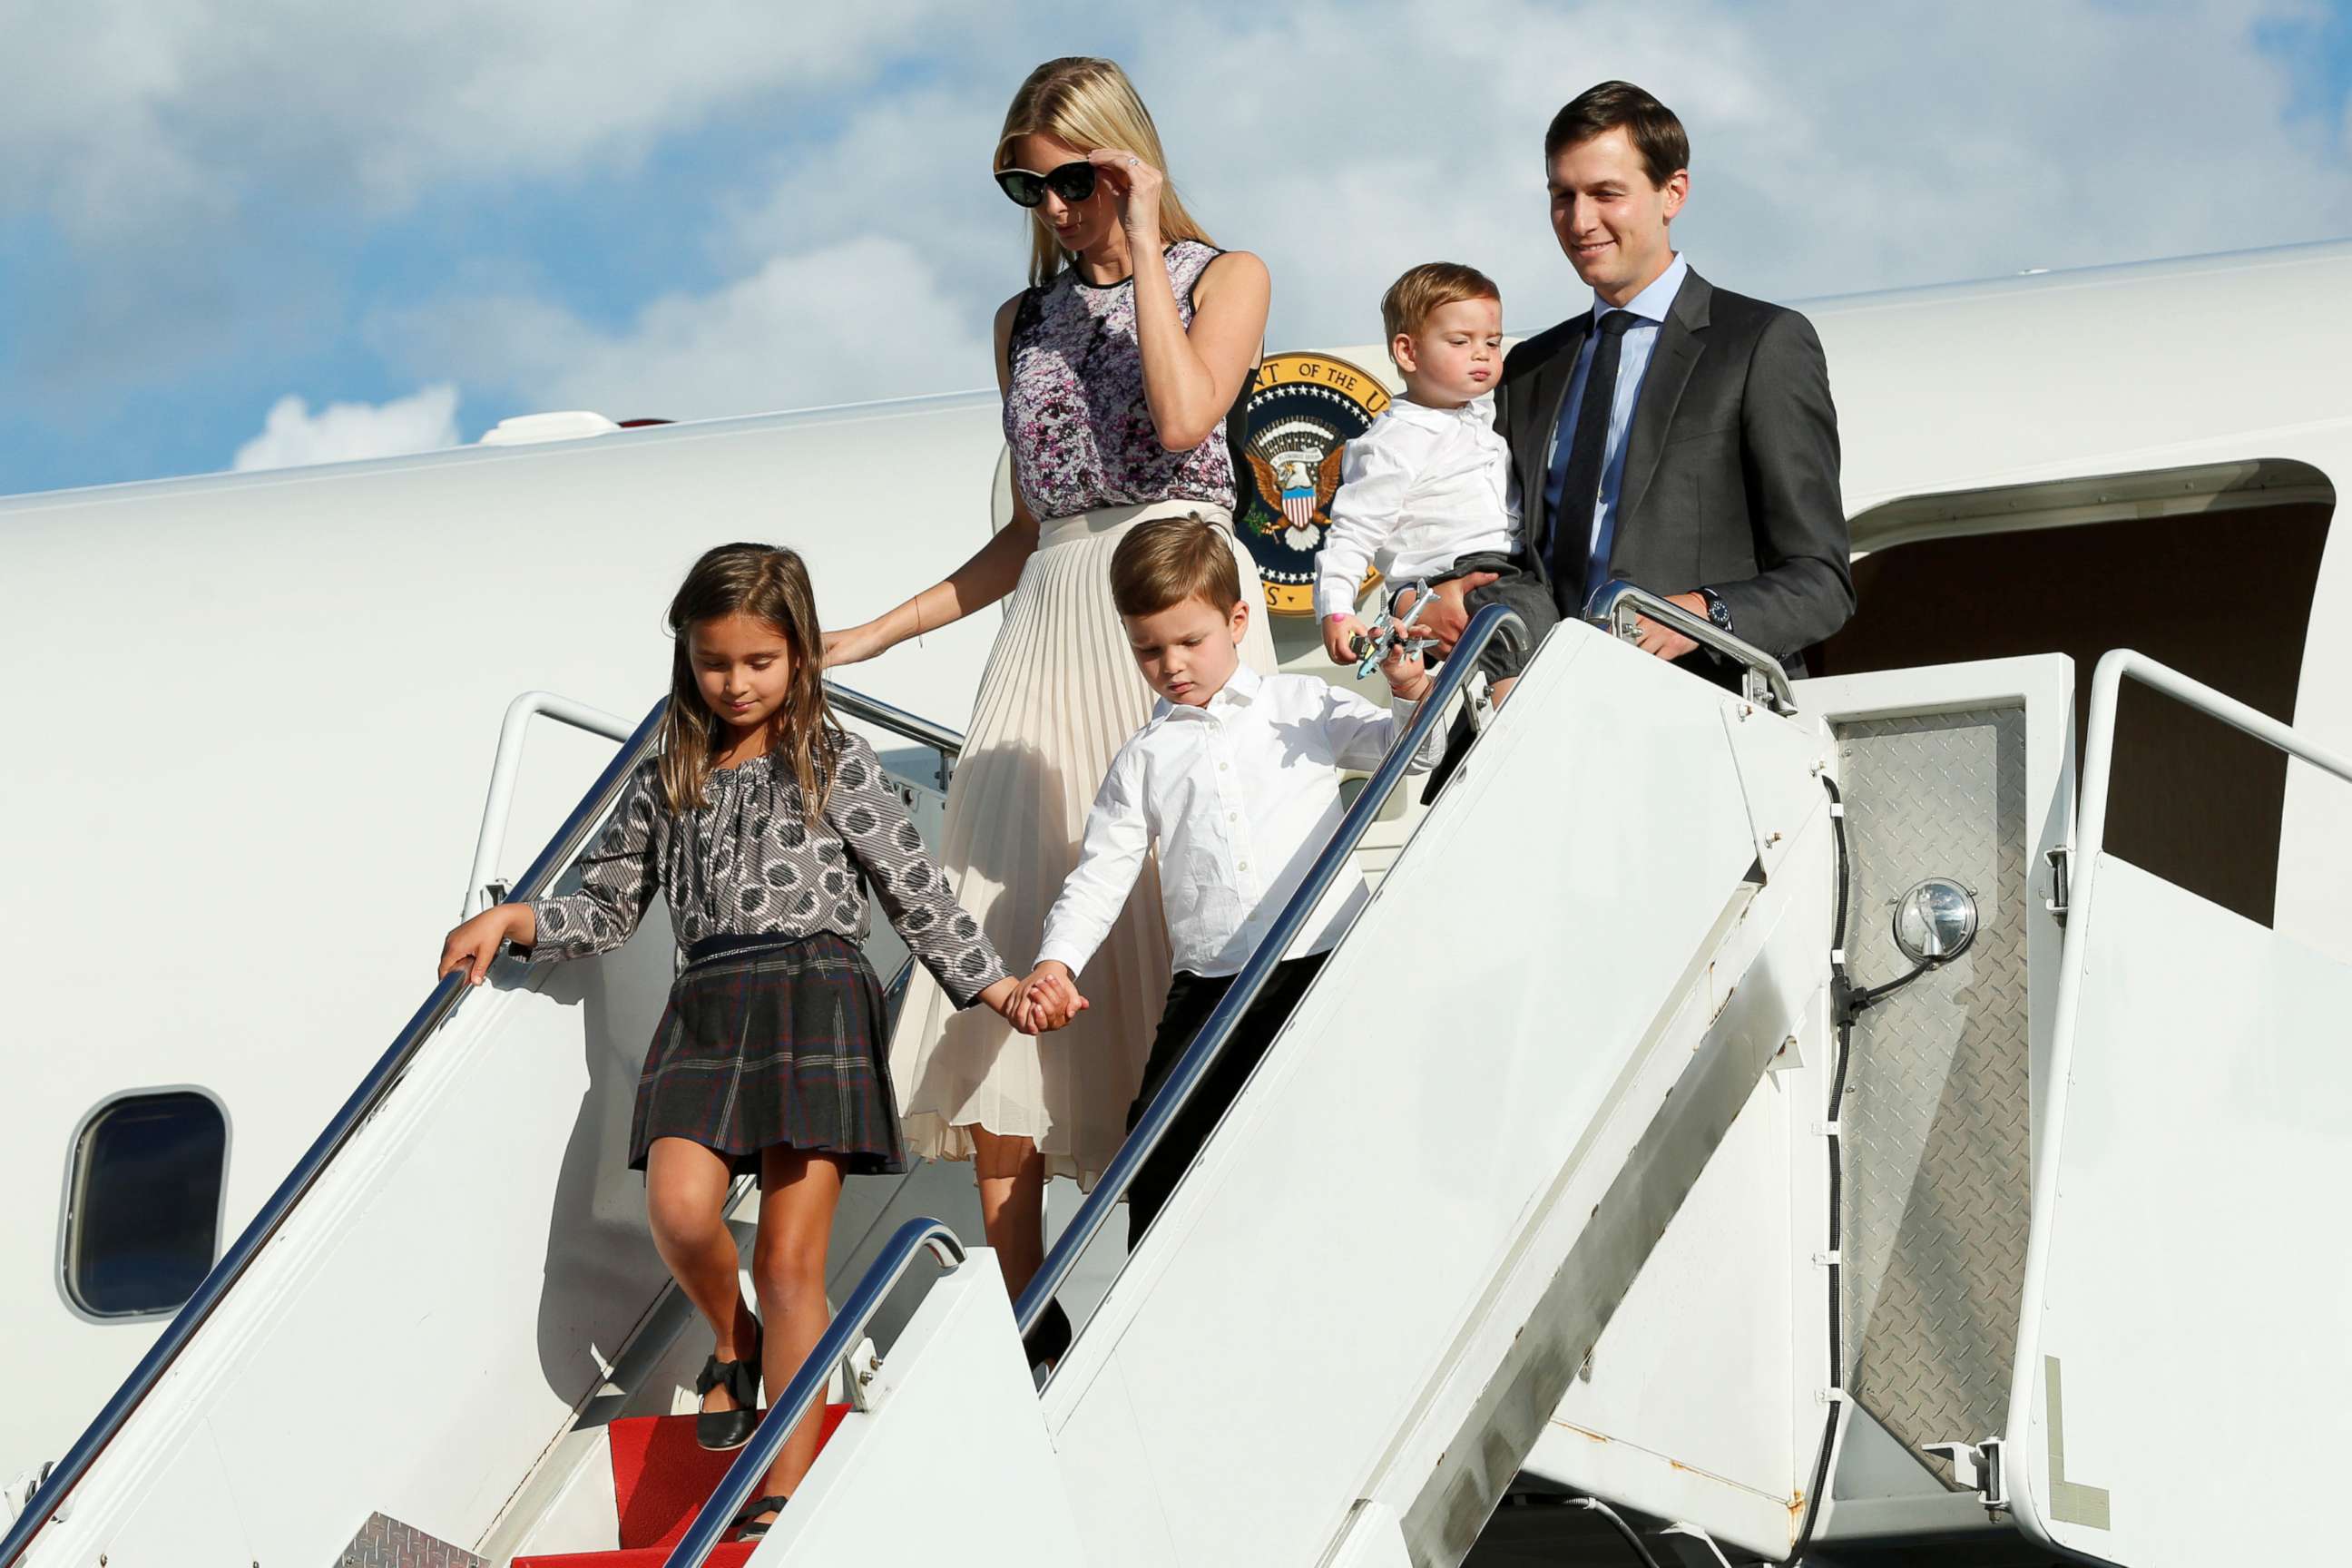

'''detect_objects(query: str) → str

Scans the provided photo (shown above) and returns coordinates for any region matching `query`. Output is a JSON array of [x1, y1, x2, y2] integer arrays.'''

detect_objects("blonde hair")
[[1380, 262, 1502, 366], [656, 543, 841, 823], [1110, 513, 1241, 619], [996, 57, 1213, 288]]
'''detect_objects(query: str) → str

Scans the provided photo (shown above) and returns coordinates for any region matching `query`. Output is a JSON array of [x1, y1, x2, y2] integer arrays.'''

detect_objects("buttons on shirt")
[[1037, 668, 1440, 981]]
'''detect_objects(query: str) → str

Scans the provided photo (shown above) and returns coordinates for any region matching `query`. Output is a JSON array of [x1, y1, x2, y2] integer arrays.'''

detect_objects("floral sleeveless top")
[[1003, 238, 1239, 522]]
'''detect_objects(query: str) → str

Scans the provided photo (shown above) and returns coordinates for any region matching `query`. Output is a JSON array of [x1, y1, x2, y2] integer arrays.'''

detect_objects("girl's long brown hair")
[[656, 543, 839, 822], [995, 56, 1213, 289]]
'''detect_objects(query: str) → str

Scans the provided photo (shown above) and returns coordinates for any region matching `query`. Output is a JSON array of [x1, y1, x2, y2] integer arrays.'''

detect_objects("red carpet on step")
[[514, 1405, 848, 1567]]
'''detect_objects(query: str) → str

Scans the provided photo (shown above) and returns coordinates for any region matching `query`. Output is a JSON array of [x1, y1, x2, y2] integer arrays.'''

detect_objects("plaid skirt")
[[628, 931, 907, 1181]]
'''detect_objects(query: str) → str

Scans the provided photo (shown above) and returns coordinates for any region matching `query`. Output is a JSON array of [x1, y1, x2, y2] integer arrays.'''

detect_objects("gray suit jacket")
[[1495, 266, 1855, 666]]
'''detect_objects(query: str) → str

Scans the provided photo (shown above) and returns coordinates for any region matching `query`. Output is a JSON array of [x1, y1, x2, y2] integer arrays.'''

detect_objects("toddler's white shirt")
[[1313, 395, 1521, 620], [1037, 666, 1442, 981]]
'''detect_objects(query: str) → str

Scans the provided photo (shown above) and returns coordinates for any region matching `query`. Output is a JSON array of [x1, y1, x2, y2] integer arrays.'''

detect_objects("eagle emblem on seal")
[[1232, 351, 1391, 616], [1245, 423, 1347, 552]]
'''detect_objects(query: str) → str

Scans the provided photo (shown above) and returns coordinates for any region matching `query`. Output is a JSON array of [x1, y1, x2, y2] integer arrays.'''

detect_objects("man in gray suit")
[[1419, 81, 1853, 681]]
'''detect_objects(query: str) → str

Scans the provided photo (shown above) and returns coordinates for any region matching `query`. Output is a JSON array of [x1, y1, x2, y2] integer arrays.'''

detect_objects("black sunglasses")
[[995, 161, 1098, 209]]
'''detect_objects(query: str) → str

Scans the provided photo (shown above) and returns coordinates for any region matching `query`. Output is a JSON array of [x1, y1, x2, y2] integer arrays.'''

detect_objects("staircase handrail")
[[0, 698, 666, 1567], [661, 1219, 968, 1567], [1583, 582, 1798, 715], [463, 690, 642, 917], [1, 679, 963, 1566], [824, 683, 967, 789], [2074, 648, 2352, 867], [1011, 603, 1526, 1349]]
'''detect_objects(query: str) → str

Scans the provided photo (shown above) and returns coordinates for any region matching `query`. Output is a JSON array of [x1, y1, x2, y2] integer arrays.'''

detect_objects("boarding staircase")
[[8, 598, 2352, 1568], [705, 596, 1841, 1568]]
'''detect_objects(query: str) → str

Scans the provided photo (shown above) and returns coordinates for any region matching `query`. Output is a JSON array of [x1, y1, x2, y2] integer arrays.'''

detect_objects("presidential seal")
[[1233, 351, 1392, 615]]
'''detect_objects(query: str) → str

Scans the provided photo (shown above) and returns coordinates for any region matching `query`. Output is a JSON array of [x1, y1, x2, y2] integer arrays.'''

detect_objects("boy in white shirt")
[[1317, 262, 1558, 702], [1014, 514, 1441, 1242]]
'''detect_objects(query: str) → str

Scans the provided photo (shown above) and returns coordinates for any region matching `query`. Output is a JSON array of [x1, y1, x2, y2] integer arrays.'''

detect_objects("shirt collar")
[[1591, 251, 1688, 328], [1386, 392, 1498, 430], [1153, 662, 1262, 724]]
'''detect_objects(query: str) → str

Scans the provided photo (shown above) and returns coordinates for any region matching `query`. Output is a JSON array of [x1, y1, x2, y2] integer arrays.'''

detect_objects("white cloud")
[[231, 385, 463, 472], [380, 238, 993, 421], [19, 0, 2347, 477], [0, 2, 1004, 416], [391, 0, 2352, 427], [0, 2, 969, 239], [1130, 0, 2352, 329]]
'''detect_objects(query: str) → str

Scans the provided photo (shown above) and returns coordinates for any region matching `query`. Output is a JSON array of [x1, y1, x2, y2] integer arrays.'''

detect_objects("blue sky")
[[4, 0, 2348, 497]]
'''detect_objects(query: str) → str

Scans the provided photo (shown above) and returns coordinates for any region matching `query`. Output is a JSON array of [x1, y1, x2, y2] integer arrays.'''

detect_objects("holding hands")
[[976, 975, 1024, 1026], [1012, 960, 1090, 1034]]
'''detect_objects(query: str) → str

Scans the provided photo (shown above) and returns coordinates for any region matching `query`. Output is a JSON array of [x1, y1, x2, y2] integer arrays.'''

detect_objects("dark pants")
[[1429, 550, 1556, 681], [1123, 953, 1328, 1246]]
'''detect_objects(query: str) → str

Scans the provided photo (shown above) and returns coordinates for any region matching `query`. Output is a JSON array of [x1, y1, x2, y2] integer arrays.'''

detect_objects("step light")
[[1892, 877, 1979, 965]]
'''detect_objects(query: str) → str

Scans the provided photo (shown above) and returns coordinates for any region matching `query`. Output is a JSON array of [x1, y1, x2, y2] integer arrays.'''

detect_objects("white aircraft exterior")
[[1, 240, 2347, 1565]]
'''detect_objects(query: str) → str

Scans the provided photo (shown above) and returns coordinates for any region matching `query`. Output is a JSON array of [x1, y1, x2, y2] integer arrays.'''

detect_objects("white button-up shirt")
[[1037, 665, 1443, 980], [1314, 395, 1521, 619]]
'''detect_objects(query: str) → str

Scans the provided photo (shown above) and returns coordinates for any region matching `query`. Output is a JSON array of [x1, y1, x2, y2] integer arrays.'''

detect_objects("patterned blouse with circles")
[[525, 733, 1008, 1007]]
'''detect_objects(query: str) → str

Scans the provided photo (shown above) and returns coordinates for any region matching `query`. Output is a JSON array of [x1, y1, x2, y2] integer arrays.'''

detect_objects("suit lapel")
[[1612, 269, 1711, 548], [1524, 315, 1590, 561]]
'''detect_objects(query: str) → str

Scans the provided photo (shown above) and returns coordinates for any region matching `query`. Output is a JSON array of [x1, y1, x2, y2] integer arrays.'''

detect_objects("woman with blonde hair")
[[826, 55, 1275, 1362]]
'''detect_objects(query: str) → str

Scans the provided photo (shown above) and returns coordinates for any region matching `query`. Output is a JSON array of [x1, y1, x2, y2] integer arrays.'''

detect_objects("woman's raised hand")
[[1087, 146, 1162, 240]]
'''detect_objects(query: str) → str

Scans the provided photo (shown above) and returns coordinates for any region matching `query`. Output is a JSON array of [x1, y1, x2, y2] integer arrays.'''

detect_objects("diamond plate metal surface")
[[332, 1513, 488, 1568], [1834, 709, 2031, 1488]]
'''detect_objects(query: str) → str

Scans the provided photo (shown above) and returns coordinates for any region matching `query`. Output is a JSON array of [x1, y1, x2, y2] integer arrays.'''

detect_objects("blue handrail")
[[659, 1219, 968, 1566]]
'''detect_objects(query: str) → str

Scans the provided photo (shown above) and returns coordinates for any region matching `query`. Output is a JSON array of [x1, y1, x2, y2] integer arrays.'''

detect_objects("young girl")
[[438, 543, 1020, 1541]]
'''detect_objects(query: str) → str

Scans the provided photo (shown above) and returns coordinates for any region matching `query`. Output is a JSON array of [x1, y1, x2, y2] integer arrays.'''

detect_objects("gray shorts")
[[1423, 551, 1556, 680]]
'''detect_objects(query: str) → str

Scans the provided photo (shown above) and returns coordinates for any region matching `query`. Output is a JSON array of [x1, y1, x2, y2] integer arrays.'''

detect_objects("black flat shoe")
[[730, 1494, 790, 1540], [693, 1325, 762, 1451], [1022, 1298, 1073, 1372]]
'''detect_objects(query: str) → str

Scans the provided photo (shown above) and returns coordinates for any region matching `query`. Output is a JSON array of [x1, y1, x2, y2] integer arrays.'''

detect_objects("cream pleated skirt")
[[889, 498, 1279, 1188]]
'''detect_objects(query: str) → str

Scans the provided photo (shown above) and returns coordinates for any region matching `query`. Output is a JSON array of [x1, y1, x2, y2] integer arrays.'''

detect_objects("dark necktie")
[[1544, 309, 1638, 614]]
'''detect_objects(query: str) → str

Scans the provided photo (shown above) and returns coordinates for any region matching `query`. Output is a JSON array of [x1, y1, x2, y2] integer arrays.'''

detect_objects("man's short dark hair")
[[1544, 81, 1689, 188]]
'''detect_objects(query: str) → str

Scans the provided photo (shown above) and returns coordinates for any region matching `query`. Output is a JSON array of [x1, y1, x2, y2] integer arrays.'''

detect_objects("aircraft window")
[[64, 1091, 227, 1318]]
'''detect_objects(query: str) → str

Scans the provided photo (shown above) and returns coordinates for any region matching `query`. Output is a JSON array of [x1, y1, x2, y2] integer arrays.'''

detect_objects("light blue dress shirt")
[[1546, 252, 1691, 565]]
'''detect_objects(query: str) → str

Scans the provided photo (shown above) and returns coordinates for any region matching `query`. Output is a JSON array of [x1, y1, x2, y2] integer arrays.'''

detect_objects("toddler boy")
[[1317, 262, 1557, 701]]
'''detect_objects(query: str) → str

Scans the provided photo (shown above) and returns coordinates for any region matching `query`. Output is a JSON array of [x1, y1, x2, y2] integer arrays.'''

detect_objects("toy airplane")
[[1348, 578, 1439, 679]]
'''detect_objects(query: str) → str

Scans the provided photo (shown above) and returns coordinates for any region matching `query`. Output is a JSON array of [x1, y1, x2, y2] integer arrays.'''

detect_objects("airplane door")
[[1795, 655, 2077, 1545]]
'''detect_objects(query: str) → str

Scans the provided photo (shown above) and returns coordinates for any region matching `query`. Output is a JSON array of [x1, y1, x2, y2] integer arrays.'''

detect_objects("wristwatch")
[[1697, 587, 1732, 632]]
